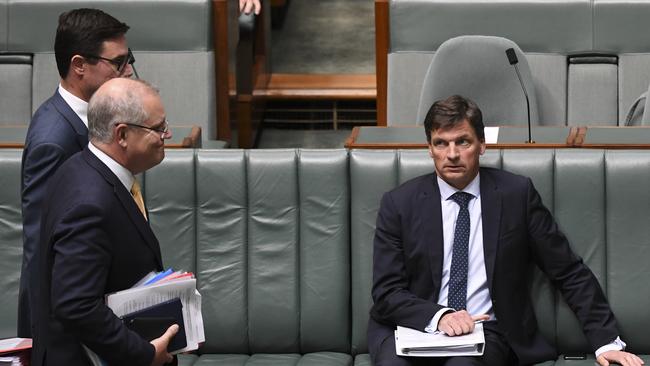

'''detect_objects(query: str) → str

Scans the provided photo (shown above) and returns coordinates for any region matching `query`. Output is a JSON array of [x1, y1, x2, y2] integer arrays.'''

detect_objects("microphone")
[[505, 48, 534, 143]]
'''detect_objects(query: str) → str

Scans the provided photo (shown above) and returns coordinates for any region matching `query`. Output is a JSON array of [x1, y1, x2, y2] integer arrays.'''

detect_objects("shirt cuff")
[[424, 308, 454, 333], [595, 337, 626, 358]]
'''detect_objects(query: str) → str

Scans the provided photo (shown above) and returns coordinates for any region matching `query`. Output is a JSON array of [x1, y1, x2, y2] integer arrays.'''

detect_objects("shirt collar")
[[88, 142, 134, 192], [437, 173, 481, 201], [58, 84, 88, 128]]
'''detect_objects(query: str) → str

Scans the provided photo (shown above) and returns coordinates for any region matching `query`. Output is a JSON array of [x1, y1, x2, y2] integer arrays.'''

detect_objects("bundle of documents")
[[106, 269, 205, 353], [395, 324, 485, 357], [0, 338, 31, 366]]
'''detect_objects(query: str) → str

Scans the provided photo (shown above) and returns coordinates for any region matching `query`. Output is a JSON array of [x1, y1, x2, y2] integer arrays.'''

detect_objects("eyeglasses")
[[84, 48, 139, 78], [122, 121, 170, 139]]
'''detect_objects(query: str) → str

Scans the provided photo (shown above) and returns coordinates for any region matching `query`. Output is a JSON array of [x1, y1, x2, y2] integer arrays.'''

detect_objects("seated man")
[[368, 95, 643, 366]]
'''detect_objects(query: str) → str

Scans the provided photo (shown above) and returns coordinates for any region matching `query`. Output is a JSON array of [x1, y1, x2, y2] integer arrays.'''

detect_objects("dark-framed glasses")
[[122, 121, 170, 139], [84, 48, 139, 77]]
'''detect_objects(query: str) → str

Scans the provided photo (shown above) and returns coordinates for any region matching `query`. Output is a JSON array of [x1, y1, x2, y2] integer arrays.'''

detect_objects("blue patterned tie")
[[448, 191, 473, 310]]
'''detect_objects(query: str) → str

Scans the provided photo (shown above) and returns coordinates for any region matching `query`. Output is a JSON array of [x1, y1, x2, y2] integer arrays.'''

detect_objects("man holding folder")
[[32, 78, 177, 366]]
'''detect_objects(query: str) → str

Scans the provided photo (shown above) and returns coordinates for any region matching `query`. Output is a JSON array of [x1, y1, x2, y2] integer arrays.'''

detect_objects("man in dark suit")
[[19, 8, 135, 337], [368, 95, 642, 366], [32, 78, 176, 366]]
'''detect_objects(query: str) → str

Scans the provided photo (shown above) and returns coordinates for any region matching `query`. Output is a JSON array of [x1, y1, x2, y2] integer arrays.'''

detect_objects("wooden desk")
[[0, 125, 203, 149], [345, 126, 576, 149], [576, 126, 650, 149], [0, 125, 29, 148]]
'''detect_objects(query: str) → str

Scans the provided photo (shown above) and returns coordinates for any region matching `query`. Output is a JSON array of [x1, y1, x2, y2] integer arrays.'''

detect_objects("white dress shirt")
[[58, 84, 89, 128], [88, 142, 134, 192]]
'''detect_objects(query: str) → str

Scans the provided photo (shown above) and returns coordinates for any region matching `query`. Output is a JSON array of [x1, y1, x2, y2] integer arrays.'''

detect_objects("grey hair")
[[88, 79, 158, 143]]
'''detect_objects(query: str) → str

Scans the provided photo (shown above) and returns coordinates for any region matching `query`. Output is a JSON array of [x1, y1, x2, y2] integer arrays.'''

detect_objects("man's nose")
[[447, 144, 460, 159]]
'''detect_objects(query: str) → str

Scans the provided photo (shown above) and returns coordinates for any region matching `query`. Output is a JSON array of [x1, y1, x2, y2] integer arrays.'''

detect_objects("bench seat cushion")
[[353, 354, 370, 366], [194, 352, 352, 365], [178, 354, 199, 366], [554, 355, 650, 366], [353, 353, 557, 365]]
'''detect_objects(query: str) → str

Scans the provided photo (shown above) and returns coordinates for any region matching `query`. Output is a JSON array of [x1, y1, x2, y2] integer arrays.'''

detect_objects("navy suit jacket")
[[19, 90, 88, 337], [368, 168, 620, 365], [32, 148, 163, 366]]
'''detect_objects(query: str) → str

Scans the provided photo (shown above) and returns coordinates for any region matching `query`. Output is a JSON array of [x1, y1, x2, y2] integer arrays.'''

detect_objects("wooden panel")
[[375, 0, 389, 126], [345, 126, 585, 149], [254, 74, 376, 100], [213, 0, 231, 141]]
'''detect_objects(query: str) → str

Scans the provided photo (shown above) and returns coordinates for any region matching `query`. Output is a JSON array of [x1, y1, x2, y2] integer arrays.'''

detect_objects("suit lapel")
[[51, 91, 89, 148], [82, 148, 163, 268], [480, 169, 501, 291], [421, 174, 445, 298]]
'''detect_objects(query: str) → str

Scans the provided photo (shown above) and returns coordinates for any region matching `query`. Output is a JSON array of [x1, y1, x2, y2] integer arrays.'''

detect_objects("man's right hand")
[[150, 324, 179, 366], [438, 311, 489, 336]]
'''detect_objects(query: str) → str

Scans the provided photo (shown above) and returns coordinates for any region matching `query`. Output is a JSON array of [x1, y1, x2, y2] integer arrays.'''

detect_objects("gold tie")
[[130, 180, 148, 220]]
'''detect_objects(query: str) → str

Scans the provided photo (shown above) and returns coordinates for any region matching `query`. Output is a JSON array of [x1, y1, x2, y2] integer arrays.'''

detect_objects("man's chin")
[[439, 172, 470, 189]]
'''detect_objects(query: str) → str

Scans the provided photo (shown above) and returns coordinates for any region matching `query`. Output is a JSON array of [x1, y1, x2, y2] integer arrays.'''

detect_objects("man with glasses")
[[32, 78, 175, 366], [19, 8, 135, 338]]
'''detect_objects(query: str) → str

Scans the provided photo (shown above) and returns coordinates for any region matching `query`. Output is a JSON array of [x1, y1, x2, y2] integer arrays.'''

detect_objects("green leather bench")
[[1, 148, 649, 365]]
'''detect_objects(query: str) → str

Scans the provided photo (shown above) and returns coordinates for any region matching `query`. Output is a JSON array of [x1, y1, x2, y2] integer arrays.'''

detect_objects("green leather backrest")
[[553, 150, 607, 352], [604, 151, 650, 352], [194, 149, 351, 354], [0, 149, 23, 338], [143, 149, 197, 273]]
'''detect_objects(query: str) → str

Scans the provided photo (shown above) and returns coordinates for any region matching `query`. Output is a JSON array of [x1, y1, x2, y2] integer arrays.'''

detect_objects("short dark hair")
[[54, 8, 130, 78], [423, 95, 485, 143]]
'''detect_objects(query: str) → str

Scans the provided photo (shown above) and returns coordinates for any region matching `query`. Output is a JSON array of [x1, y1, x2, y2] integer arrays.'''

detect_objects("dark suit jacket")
[[368, 168, 620, 365], [32, 148, 163, 366], [19, 90, 88, 337]]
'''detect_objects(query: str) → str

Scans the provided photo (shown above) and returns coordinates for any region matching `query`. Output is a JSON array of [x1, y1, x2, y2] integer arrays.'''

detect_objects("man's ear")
[[115, 124, 129, 147], [70, 55, 85, 76]]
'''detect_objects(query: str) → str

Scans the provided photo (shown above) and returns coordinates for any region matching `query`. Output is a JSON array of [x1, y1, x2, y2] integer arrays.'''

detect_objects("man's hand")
[[438, 311, 489, 336], [239, 0, 261, 15], [150, 324, 179, 366], [597, 350, 644, 366]]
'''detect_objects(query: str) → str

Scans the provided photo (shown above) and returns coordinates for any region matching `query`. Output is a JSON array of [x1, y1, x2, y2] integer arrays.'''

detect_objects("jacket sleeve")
[[370, 192, 443, 331], [22, 143, 69, 269], [525, 178, 620, 351]]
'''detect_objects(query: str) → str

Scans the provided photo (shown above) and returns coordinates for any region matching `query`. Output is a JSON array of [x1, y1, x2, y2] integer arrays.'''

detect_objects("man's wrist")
[[594, 336, 626, 358], [424, 307, 454, 333]]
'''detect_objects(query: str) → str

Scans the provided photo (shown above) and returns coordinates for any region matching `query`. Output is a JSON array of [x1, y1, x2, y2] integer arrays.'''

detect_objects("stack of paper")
[[106, 269, 205, 353], [0, 338, 31, 366], [395, 324, 485, 357]]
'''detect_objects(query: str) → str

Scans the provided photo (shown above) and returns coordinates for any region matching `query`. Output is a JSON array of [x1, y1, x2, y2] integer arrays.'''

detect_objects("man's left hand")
[[597, 350, 644, 366]]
